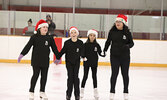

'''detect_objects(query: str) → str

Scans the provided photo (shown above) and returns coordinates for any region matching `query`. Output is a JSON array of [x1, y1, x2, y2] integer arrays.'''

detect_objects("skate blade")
[[95, 97, 99, 100], [40, 96, 48, 100]]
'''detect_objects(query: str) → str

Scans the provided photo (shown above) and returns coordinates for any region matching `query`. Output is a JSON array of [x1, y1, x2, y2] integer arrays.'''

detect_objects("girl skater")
[[103, 14, 134, 100], [57, 26, 83, 100], [18, 19, 59, 100], [80, 29, 105, 100]]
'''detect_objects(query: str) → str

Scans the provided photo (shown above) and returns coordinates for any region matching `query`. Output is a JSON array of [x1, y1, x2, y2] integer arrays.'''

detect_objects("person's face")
[[115, 21, 123, 30], [70, 30, 78, 39], [46, 17, 51, 20], [28, 22, 32, 26], [40, 26, 48, 35], [88, 33, 96, 42]]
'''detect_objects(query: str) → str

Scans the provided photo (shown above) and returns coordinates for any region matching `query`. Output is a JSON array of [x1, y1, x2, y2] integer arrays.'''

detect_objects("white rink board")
[[1, 36, 167, 64]]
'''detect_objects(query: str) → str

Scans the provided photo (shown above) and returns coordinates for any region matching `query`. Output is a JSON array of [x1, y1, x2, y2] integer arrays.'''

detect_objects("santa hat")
[[115, 14, 128, 26], [69, 26, 79, 35], [34, 19, 48, 34], [87, 29, 98, 38]]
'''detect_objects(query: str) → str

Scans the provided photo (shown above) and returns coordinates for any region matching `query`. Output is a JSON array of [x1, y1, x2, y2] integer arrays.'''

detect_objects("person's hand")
[[83, 57, 87, 61], [18, 54, 24, 63], [54, 59, 61, 65], [101, 51, 106, 57]]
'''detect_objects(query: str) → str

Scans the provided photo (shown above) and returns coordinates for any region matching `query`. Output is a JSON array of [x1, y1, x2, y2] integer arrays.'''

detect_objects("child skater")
[[56, 26, 83, 100], [18, 19, 59, 100], [80, 29, 105, 99]]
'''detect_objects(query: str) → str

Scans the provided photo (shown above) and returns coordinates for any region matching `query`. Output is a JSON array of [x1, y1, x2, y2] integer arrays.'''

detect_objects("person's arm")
[[21, 35, 34, 55], [56, 41, 67, 60], [50, 36, 59, 57], [52, 22, 56, 30], [103, 30, 112, 52], [81, 44, 85, 58], [22, 27, 28, 35], [79, 41, 85, 58], [127, 32, 134, 48], [97, 43, 105, 57], [18, 35, 34, 62]]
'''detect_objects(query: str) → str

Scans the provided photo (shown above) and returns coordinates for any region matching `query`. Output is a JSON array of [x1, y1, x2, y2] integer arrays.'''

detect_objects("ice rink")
[[0, 63, 167, 100]]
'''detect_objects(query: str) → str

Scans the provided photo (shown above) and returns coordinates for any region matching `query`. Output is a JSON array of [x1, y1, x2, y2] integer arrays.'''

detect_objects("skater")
[[103, 14, 134, 100], [80, 29, 105, 100], [56, 26, 83, 100], [18, 19, 59, 100]]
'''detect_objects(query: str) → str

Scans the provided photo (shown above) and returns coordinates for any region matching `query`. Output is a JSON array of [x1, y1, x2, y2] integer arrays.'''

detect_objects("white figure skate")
[[124, 93, 129, 100], [80, 88, 84, 99], [109, 93, 115, 100], [40, 92, 48, 100], [29, 92, 34, 100], [94, 88, 99, 100]]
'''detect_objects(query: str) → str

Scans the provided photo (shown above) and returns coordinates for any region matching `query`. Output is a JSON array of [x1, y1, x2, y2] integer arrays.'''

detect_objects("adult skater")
[[18, 19, 59, 100], [103, 14, 134, 100]]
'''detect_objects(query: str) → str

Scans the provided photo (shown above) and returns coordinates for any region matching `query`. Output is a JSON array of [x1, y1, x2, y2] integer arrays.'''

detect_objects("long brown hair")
[[36, 28, 49, 36], [110, 23, 130, 35], [85, 36, 97, 43]]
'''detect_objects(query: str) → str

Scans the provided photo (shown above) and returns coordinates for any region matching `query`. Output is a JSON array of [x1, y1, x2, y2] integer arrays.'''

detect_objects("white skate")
[[94, 88, 99, 100], [29, 92, 34, 100], [80, 88, 84, 99], [124, 93, 129, 100], [109, 93, 115, 100], [40, 92, 48, 100]]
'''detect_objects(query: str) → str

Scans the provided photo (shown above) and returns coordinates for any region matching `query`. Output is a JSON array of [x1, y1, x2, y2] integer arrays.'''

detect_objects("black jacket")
[[104, 29, 134, 56], [48, 22, 56, 32], [82, 42, 103, 67], [20, 34, 59, 67], [57, 38, 83, 64]]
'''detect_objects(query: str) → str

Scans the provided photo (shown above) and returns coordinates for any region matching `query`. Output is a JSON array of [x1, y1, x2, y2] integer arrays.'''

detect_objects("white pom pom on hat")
[[69, 26, 79, 35], [87, 29, 98, 38], [34, 19, 48, 34]]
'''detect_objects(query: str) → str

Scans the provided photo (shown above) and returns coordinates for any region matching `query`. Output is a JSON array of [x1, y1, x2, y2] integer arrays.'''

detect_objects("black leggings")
[[29, 66, 49, 92], [110, 55, 130, 93], [81, 66, 97, 88], [66, 62, 80, 97]]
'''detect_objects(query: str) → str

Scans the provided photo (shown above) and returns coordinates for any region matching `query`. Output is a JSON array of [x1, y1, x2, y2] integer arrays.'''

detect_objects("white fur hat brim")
[[69, 28, 79, 35], [116, 18, 127, 25], [87, 29, 98, 38], [34, 23, 48, 34]]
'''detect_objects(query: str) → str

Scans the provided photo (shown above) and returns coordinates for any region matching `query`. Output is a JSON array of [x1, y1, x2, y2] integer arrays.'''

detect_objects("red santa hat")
[[34, 19, 48, 34], [69, 26, 79, 35], [87, 29, 98, 38], [115, 14, 128, 26]]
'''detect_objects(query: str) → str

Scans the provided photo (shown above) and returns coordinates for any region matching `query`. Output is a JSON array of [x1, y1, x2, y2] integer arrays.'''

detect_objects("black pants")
[[81, 66, 97, 88], [29, 66, 49, 92], [66, 62, 80, 97], [110, 55, 130, 93]]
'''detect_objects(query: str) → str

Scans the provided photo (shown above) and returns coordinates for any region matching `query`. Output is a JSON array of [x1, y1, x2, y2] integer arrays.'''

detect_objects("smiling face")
[[28, 22, 32, 26], [88, 33, 96, 42], [40, 26, 48, 35], [115, 21, 124, 30], [70, 30, 78, 39]]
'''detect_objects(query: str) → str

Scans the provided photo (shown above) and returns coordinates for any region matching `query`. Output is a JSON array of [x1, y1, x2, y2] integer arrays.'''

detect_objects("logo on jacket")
[[123, 35, 126, 40], [45, 41, 48, 46], [94, 47, 97, 51], [76, 48, 79, 52]]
